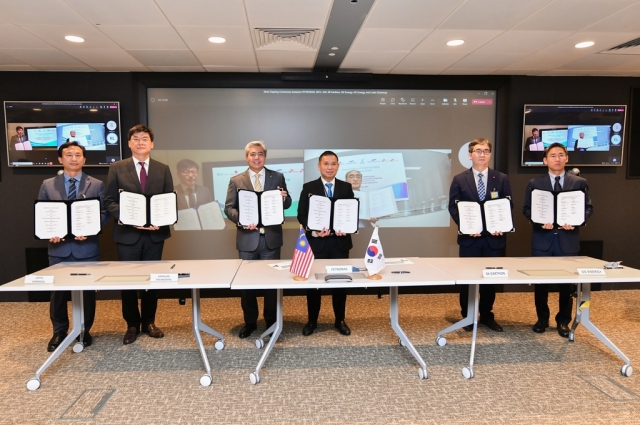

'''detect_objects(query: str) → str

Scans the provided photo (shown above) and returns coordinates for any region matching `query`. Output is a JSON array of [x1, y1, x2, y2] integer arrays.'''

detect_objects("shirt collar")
[[64, 172, 82, 182]]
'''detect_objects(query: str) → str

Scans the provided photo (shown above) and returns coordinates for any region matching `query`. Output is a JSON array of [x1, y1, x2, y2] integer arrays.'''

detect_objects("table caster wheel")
[[621, 365, 633, 377], [26, 378, 41, 391], [255, 339, 264, 349], [462, 366, 474, 379], [214, 340, 225, 351], [436, 336, 447, 347], [418, 368, 428, 380], [200, 374, 212, 386], [398, 338, 405, 347], [72, 342, 84, 353], [568, 333, 575, 342], [250, 372, 260, 385]]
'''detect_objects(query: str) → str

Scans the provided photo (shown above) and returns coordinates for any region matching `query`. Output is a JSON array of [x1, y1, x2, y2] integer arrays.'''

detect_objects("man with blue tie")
[[448, 138, 513, 332]]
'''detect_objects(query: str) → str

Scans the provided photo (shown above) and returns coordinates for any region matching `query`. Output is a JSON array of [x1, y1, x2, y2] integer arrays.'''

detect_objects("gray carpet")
[[1, 290, 639, 424]]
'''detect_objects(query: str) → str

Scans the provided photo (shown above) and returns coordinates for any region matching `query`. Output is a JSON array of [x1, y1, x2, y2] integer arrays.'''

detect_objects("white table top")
[[0, 260, 242, 292], [230, 258, 456, 290]]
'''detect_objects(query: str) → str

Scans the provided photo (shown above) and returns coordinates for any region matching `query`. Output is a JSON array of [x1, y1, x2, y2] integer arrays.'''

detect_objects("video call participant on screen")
[[9, 126, 30, 150], [346, 169, 379, 226], [297, 151, 355, 337], [38, 141, 110, 352], [525, 128, 541, 151], [574, 132, 591, 150], [224, 141, 292, 339], [66, 130, 85, 146], [448, 138, 512, 333], [523, 142, 593, 338], [104, 124, 174, 345], [175, 159, 213, 210]]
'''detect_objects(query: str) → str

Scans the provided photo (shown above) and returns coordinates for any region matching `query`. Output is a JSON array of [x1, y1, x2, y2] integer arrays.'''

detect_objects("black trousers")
[[307, 236, 348, 323], [117, 233, 164, 329], [238, 235, 278, 325]]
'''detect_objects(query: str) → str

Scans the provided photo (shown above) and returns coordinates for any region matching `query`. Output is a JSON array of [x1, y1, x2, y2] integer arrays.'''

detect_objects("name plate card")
[[326, 265, 352, 274], [25, 275, 54, 284], [482, 269, 509, 278], [150, 273, 179, 282], [577, 268, 606, 276]]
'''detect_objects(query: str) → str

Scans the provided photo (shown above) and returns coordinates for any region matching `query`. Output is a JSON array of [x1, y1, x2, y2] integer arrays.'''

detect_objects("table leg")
[[570, 282, 632, 377], [390, 286, 428, 379], [250, 288, 283, 384], [462, 284, 480, 379], [436, 284, 476, 347], [27, 290, 84, 391], [191, 288, 225, 387]]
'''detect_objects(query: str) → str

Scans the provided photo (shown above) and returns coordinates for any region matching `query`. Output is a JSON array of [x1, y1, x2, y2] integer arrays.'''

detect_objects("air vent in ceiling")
[[252, 28, 321, 50], [607, 37, 640, 51]]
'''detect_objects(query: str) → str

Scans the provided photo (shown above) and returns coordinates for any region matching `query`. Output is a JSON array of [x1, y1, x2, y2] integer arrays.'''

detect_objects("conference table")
[[432, 256, 640, 379], [1, 259, 241, 390], [230, 257, 456, 384]]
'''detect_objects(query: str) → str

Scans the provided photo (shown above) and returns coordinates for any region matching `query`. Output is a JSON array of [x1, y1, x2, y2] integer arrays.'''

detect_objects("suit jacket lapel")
[[126, 158, 142, 193], [54, 174, 67, 199], [263, 167, 277, 191], [78, 174, 90, 198], [240, 171, 253, 191], [464, 169, 479, 201]]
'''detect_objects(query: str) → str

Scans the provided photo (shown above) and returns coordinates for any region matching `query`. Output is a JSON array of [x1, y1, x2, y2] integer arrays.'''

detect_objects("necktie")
[[325, 183, 333, 198], [189, 188, 197, 208], [254, 173, 262, 192], [477, 173, 485, 200], [68, 178, 77, 200], [139, 162, 147, 193], [554, 176, 562, 192]]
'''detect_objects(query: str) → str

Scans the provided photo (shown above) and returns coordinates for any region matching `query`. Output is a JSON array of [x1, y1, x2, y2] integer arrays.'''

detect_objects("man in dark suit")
[[523, 142, 593, 337], [175, 159, 213, 210], [224, 141, 292, 339], [38, 141, 109, 351], [9, 126, 29, 150], [448, 138, 512, 332], [525, 128, 541, 151], [297, 151, 354, 336], [104, 124, 174, 344]]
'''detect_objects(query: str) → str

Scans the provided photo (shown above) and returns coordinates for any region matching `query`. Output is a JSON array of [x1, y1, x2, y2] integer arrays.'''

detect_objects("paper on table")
[[333, 198, 359, 234], [307, 195, 331, 231], [484, 198, 513, 233], [119, 191, 146, 226], [557, 191, 585, 226], [238, 190, 259, 226], [457, 201, 483, 234], [35, 202, 67, 239], [70, 199, 101, 237], [531, 189, 554, 224], [260, 190, 284, 226], [150, 192, 177, 226]]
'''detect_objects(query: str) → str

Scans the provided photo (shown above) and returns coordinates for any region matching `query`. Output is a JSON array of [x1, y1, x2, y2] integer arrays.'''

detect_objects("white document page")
[[354, 190, 369, 219], [150, 192, 177, 226], [307, 195, 331, 231], [333, 198, 359, 234], [70, 199, 101, 237], [483, 198, 513, 233], [238, 190, 259, 227], [457, 201, 483, 234], [557, 191, 585, 226], [530, 189, 554, 224], [119, 191, 146, 226], [174, 208, 201, 230], [368, 186, 398, 218], [35, 202, 68, 239], [260, 189, 284, 226], [197, 201, 226, 230]]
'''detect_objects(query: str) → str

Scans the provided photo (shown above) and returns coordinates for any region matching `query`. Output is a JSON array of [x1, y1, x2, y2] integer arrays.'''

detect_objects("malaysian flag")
[[290, 227, 314, 278]]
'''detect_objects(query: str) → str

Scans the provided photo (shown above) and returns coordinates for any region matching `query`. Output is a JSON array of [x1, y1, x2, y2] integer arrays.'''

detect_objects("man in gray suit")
[[104, 124, 174, 345], [38, 141, 109, 351], [9, 126, 29, 150], [224, 141, 292, 338], [175, 159, 213, 210]]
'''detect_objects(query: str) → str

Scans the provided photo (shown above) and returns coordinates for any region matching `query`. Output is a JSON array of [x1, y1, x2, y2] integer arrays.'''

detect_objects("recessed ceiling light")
[[65, 35, 84, 43], [575, 41, 594, 48], [447, 39, 464, 47], [90, 109, 98, 112], [208, 37, 226, 44], [33, 108, 41, 111], [331, 47, 339, 50], [328, 53, 335, 56]]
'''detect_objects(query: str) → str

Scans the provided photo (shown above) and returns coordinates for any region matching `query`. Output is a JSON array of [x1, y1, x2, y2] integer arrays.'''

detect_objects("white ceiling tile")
[[448, 53, 527, 70], [65, 0, 169, 26], [3, 48, 87, 66], [538, 32, 640, 55], [499, 53, 578, 71], [0, 0, 88, 25], [474, 31, 573, 55], [585, 3, 640, 32], [394, 51, 469, 69], [0, 50, 24, 64], [19, 24, 122, 50], [245, 0, 332, 28], [127, 50, 201, 66], [341, 50, 407, 69], [440, 69, 489, 75], [0, 64, 39, 71], [37, 65, 95, 71], [363, 0, 466, 29], [175, 26, 254, 51], [148, 66, 206, 72], [192, 50, 257, 67], [413, 29, 504, 53], [0, 25, 52, 48], [490, 69, 545, 75], [338, 67, 392, 74], [349, 29, 431, 52], [255, 50, 317, 67], [440, 0, 554, 30], [389, 68, 445, 75], [92, 65, 150, 72], [539, 69, 603, 76], [204, 65, 260, 72], [65, 49, 144, 67], [557, 53, 639, 71], [155, 0, 248, 27], [98, 26, 187, 50]]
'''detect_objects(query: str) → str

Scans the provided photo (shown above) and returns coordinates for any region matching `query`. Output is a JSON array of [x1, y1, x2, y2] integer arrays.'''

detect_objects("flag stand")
[[367, 274, 382, 280], [293, 276, 308, 281]]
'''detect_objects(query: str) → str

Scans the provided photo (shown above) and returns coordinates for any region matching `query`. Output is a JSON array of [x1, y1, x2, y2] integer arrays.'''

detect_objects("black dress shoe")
[[123, 327, 139, 345], [47, 331, 67, 352], [479, 318, 504, 332], [142, 323, 164, 338], [532, 319, 549, 334], [335, 320, 351, 336], [76, 332, 93, 347], [238, 323, 257, 339], [302, 322, 317, 336], [557, 323, 570, 338]]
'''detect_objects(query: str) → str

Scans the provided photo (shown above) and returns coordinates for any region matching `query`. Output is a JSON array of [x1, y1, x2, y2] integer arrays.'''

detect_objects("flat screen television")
[[521, 104, 626, 167], [5, 101, 122, 167]]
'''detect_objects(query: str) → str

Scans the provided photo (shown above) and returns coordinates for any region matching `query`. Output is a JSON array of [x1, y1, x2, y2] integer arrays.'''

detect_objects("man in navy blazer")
[[224, 141, 292, 339], [449, 138, 512, 332], [104, 124, 174, 344], [523, 142, 593, 337], [297, 151, 354, 337], [38, 141, 109, 351]]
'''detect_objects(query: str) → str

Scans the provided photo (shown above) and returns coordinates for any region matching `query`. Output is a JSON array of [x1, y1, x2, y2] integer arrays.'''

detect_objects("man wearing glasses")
[[523, 142, 593, 338], [448, 138, 513, 332], [175, 159, 213, 210]]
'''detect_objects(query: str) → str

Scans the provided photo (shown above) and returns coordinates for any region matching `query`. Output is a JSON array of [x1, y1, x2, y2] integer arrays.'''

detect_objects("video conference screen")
[[521, 104, 626, 167], [4, 101, 122, 167], [147, 88, 497, 259]]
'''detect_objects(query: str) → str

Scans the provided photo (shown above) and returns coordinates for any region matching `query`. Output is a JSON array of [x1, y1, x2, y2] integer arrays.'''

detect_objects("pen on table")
[[70, 273, 91, 276], [391, 271, 410, 274], [170, 264, 176, 270]]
